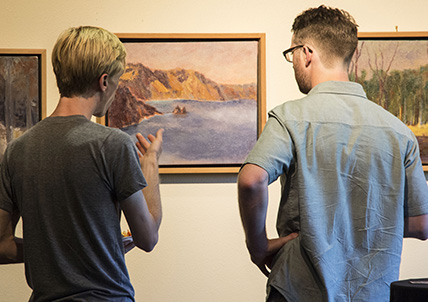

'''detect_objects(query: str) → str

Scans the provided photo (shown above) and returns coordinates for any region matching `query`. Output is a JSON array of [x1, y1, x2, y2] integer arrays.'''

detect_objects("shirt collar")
[[307, 81, 367, 99]]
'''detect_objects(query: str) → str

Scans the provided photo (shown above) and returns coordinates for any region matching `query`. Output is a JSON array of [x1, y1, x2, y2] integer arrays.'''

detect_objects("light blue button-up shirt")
[[245, 81, 428, 301]]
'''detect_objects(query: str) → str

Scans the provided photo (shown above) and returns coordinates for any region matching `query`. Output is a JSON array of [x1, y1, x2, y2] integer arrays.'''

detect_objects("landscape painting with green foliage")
[[349, 37, 428, 164]]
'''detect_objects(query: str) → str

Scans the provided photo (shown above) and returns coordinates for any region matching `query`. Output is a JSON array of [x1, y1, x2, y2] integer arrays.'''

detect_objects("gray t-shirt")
[[0, 115, 146, 301], [244, 81, 428, 301]]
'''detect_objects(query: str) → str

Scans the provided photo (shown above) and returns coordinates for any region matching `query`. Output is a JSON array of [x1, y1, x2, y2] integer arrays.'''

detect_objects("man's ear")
[[303, 46, 312, 67], [99, 74, 108, 91]]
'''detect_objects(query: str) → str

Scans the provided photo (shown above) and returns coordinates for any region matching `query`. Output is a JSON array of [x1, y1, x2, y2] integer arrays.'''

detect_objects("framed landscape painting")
[[101, 33, 266, 174], [350, 32, 428, 170], [0, 49, 46, 160]]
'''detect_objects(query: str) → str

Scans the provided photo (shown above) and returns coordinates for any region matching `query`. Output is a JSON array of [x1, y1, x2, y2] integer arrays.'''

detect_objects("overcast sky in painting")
[[123, 41, 258, 85], [352, 40, 428, 76]]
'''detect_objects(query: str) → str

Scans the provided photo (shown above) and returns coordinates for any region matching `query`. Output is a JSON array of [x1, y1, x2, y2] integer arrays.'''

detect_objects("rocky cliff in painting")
[[108, 63, 256, 128], [120, 63, 257, 102], [108, 84, 162, 129]]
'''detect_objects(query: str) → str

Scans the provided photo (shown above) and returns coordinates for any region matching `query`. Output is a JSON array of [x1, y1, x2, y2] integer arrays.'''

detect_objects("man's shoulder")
[[268, 96, 311, 121], [88, 121, 126, 138], [87, 123, 134, 150], [9, 116, 132, 151], [56, 116, 131, 143]]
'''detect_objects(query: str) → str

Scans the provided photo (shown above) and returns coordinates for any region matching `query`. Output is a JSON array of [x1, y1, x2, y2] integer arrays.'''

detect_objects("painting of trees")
[[0, 49, 46, 161], [349, 33, 428, 163]]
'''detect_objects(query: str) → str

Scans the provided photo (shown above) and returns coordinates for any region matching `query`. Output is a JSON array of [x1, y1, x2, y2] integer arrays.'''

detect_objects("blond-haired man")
[[238, 6, 428, 302], [0, 26, 163, 301]]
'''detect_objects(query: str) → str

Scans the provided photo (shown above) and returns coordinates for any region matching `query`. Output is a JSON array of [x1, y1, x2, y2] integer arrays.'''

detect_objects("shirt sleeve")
[[103, 130, 147, 202], [243, 111, 295, 185]]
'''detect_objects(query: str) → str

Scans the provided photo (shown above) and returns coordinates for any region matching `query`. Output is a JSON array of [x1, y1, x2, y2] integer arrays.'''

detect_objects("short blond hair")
[[52, 26, 126, 98]]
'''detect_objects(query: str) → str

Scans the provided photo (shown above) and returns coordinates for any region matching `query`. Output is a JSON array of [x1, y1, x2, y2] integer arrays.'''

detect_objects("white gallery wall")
[[1, 0, 428, 301]]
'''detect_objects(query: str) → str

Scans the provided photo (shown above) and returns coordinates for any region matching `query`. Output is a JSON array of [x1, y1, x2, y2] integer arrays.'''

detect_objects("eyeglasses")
[[283, 45, 304, 63]]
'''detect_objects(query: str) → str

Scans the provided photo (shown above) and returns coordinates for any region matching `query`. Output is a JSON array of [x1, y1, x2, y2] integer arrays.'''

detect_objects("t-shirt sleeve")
[[243, 111, 295, 185], [103, 131, 147, 202], [403, 135, 428, 217]]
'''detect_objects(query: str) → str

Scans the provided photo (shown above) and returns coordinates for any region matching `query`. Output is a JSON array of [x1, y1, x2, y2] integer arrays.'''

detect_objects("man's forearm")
[[239, 189, 269, 259], [135, 129, 163, 231], [238, 164, 275, 277], [238, 165, 270, 258], [141, 153, 162, 229], [0, 209, 24, 264], [0, 236, 24, 264], [404, 214, 428, 240]]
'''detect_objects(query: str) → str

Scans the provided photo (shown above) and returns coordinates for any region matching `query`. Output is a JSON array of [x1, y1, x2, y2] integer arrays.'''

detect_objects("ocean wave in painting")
[[122, 99, 257, 166]]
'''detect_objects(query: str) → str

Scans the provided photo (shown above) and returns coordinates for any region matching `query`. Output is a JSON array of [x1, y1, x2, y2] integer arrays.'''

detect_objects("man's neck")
[[310, 66, 349, 89], [50, 95, 98, 120]]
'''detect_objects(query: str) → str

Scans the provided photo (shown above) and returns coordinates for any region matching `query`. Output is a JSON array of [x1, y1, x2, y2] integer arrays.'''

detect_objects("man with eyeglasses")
[[238, 5, 428, 302]]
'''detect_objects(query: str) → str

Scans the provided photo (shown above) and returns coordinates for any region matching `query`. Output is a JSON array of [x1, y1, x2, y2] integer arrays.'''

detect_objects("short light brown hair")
[[292, 5, 358, 67], [52, 26, 126, 98]]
